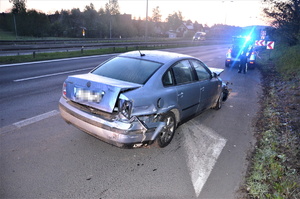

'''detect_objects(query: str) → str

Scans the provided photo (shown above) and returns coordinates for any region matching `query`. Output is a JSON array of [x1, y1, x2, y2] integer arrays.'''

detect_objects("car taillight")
[[119, 100, 132, 119], [249, 61, 254, 64], [62, 82, 67, 98]]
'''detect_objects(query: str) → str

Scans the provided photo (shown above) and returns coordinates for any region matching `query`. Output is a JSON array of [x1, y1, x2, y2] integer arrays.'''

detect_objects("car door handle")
[[178, 92, 184, 98], [200, 87, 205, 92]]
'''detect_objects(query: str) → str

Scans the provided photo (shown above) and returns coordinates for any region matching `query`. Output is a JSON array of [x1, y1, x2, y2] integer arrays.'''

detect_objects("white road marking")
[[181, 119, 227, 197], [0, 53, 118, 68], [13, 110, 60, 128], [0, 110, 60, 135], [13, 67, 93, 82]]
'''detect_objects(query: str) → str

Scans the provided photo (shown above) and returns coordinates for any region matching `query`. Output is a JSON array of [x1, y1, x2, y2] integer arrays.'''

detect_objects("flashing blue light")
[[245, 36, 251, 42]]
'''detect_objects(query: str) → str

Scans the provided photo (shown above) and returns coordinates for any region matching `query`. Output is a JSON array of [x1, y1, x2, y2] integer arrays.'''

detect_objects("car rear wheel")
[[155, 112, 176, 148]]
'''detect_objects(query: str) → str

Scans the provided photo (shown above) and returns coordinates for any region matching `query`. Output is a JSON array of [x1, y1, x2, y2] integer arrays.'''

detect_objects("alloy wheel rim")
[[161, 116, 175, 143]]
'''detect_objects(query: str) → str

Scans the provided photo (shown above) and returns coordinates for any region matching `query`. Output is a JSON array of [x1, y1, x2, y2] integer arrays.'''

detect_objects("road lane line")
[[0, 53, 118, 68], [181, 119, 227, 197], [13, 67, 93, 82], [0, 110, 59, 135], [13, 110, 60, 128]]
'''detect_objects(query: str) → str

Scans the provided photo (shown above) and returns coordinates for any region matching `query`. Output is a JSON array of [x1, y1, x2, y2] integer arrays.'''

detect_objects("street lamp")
[[222, 1, 233, 25]]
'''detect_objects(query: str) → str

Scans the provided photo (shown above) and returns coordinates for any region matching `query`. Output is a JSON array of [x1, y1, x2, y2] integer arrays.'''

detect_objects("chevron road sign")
[[267, 41, 275, 49], [255, 40, 266, 46]]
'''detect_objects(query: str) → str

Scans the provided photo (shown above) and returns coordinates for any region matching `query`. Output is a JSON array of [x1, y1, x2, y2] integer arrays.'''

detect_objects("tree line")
[[0, 0, 206, 39], [1, 0, 299, 46]]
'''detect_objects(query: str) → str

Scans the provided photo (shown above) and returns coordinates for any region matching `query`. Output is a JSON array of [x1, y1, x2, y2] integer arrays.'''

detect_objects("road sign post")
[[266, 41, 275, 60]]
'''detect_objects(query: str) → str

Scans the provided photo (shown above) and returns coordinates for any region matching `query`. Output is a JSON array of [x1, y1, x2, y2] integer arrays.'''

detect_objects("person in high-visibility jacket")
[[238, 51, 248, 74]]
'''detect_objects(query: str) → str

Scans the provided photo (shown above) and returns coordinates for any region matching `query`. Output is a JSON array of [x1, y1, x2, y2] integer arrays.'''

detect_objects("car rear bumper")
[[226, 58, 240, 63], [59, 97, 164, 147], [226, 58, 256, 65]]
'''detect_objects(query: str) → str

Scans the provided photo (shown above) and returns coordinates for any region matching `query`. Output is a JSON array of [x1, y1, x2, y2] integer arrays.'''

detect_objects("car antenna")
[[138, 50, 145, 57]]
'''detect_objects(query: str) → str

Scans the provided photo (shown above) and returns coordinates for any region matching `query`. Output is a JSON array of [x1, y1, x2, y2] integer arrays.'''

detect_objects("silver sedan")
[[59, 50, 229, 148]]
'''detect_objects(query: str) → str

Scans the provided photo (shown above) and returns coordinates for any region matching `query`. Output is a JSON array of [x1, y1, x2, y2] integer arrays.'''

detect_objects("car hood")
[[65, 73, 141, 113], [209, 67, 224, 76]]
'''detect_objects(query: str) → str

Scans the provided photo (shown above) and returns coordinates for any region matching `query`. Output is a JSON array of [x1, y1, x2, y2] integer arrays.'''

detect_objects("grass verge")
[[242, 45, 300, 198]]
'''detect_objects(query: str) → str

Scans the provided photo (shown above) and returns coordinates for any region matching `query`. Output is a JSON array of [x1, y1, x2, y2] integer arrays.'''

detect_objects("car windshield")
[[92, 57, 163, 84]]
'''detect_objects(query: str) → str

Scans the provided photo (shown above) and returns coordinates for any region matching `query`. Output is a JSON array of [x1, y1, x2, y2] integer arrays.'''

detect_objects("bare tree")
[[105, 0, 121, 38], [263, 0, 300, 45], [9, 0, 26, 13], [152, 6, 161, 23], [105, 0, 120, 15]]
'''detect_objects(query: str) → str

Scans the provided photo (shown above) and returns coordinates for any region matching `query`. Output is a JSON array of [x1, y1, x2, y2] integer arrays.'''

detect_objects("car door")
[[171, 60, 200, 119], [190, 59, 219, 112]]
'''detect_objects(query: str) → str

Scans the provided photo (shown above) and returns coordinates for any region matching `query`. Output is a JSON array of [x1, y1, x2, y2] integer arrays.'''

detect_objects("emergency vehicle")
[[225, 36, 256, 69]]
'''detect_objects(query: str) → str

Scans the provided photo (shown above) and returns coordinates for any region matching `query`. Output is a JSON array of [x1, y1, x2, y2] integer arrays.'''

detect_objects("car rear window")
[[92, 57, 162, 84]]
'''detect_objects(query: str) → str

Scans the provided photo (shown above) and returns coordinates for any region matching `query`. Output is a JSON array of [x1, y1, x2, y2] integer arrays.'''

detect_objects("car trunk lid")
[[65, 73, 141, 113]]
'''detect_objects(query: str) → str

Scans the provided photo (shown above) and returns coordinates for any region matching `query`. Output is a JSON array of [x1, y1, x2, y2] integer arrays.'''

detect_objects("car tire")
[[225, 62, 230, 68], [214, 92, 224, 110], [155, 112, 176, 148]]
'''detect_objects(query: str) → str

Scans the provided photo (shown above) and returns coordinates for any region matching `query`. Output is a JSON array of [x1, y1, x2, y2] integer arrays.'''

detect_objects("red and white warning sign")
[[255, 40, 266, 46], [267, 41, 275, 49]]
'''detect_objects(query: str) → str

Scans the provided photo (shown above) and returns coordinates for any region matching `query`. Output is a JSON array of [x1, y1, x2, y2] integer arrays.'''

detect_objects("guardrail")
[[0, 39, 231, 57]]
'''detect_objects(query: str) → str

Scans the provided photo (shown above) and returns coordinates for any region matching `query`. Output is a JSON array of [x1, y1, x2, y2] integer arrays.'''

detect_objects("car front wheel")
[[155, 112, 176, 148], [214, 92, 224, 110]]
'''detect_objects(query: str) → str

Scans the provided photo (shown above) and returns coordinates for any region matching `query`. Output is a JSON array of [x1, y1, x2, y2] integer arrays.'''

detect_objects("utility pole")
[[13, 14, 18, 39], [145, 0, 148, 41], [110, 15, 112, 39], [109, 0, 115, 39]]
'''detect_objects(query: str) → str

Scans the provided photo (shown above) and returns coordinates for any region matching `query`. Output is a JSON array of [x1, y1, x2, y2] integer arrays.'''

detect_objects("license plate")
[[232, 58, 241, 62], [74, 88, 104, 103]]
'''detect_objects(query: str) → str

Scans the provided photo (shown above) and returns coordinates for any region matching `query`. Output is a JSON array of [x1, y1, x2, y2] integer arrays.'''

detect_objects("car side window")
[[172, 60, 194, 85], [190, 60, 211, 81], [162, 70, 174, 86]]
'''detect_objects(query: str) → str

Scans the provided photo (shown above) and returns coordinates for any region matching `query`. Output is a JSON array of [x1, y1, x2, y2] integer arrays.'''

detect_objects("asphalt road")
[[0, 45, 261, 198]]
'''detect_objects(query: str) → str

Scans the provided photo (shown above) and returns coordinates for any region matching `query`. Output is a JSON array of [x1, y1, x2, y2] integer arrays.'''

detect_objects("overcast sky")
[[0, 0, 268, 27]]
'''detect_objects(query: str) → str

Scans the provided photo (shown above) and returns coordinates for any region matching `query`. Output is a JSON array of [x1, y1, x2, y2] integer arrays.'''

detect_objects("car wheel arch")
[[214, 91, 224, 110], [158, 107, 180, 127], [154, 110, 178, 148], [170, 108, 180, 127]]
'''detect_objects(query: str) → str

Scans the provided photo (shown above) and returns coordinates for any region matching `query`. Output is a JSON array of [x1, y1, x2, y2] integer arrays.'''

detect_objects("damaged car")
[[59, 50, 229, 148]]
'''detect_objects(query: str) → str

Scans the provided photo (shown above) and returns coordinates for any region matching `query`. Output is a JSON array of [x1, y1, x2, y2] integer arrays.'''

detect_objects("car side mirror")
[[213, 72, 218, 78]]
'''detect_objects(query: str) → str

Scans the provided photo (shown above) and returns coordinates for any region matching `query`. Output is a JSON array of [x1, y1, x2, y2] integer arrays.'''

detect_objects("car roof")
[[118, 50, 193, 64]]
